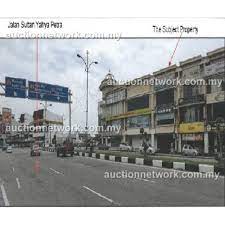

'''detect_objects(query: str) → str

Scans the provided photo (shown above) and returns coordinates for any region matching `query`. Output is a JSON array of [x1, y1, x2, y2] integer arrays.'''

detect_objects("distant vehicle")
[[56, 138, 74, 157], [30, 144, 41, 156], [119, 143, 132, 151], [97, 143, 109, 150], [182, 144, 199, 156], [6, 145, 13, 153], [139, 143, 156, 154]]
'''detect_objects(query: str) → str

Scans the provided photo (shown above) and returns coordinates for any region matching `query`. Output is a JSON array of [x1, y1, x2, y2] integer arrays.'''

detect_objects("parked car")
[[182, 144, 199, 156], [97, 144, 109, 150], [6, 145, 13, 153], [139, 143, 156, 154], [30, 144, 41, 156], [119, 143, 132, 151]]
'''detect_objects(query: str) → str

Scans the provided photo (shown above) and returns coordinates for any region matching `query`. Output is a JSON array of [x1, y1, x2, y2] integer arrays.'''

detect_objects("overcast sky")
[[0, 38, 224, 129]]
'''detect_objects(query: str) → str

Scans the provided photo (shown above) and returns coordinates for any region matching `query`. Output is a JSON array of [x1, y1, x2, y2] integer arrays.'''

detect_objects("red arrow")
[[168, 32, 183, 66]]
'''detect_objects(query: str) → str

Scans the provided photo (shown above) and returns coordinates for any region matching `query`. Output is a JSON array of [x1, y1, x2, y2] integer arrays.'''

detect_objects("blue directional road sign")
[[5, 77, 26, 98], [28, 81, 69, 103]]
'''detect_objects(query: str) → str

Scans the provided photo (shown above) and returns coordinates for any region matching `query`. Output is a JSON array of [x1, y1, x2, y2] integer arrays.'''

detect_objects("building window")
[[156, 89, 174, 105], [127, 95, 149, 111], [105, 89, 126, 104], [106, 102, 124, 116], [180, 106, 203, 123], [156, 113, 174, 125]]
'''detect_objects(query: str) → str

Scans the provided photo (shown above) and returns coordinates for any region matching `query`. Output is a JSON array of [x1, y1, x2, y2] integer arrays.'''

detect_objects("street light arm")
[[77, 54, 88, 70], [88, 61, 98, 70]]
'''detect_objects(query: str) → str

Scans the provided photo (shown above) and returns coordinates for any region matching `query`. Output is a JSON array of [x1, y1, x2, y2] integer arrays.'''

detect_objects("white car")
[[139, 144, 156, 154], [119, 143, 132, 151], [182, 144, 199, 156], [6, 145, 13, 153]]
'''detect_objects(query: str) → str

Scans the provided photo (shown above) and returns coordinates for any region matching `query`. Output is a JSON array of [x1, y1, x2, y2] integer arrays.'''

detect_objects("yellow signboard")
[[106, 108, 151, 121], [179, 122, 205, 134]]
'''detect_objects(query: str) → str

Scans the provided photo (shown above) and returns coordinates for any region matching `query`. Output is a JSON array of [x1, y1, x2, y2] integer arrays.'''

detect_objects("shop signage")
[[106, 108, 151, 121], [179, 122, 205, 133]]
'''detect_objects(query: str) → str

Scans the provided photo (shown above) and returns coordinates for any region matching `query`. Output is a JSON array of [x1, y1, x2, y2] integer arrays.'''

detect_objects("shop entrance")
[[157, 134, 174, 153]]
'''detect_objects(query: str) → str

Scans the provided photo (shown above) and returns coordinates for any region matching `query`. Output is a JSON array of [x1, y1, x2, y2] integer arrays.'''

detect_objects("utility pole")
[[69, 90, 72, 137], [86, 50, 89, 133]]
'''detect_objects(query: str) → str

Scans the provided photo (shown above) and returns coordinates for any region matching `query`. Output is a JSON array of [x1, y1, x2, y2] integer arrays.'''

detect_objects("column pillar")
[[151, 133, 155, 148], [204, 132, 209, 154], [178, 134, 182, 153]]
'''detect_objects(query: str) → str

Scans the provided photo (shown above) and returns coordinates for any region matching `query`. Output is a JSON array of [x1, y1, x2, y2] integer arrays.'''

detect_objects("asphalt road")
[[0, 148, 224, 206]]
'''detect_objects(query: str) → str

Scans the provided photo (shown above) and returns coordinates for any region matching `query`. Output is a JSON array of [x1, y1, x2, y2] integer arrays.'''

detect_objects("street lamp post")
[[77, 50, 98, 149], [40, 101, 52, 150]]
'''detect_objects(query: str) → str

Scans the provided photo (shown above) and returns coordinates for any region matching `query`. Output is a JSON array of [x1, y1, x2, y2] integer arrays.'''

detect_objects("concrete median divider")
[[135, 158, 144, 165], [75, 151, 219, 174], [121, 157, 128, 163], [199, 164, 214, 173], [109, 155, 115, 161], [153, 160, 162, 168], [173, 162, 185, 170]]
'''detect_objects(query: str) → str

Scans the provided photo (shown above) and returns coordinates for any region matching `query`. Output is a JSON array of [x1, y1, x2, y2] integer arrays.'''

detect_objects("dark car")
[[56, 140, 74, 157], [30, 144, 41, 156], [97, 143, 109, 150]]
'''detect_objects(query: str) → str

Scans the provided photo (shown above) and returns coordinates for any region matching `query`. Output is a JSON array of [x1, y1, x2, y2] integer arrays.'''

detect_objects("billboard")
[[2, 107, 12, 124], [28, 81, 69, 103], [5, 77, 26, 98]]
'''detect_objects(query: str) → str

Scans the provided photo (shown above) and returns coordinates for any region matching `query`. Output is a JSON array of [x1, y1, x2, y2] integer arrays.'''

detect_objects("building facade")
[[98, 47, 225, 155]]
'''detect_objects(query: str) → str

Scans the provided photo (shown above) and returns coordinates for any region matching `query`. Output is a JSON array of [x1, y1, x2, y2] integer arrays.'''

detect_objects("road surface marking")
[[49, 168, 64, 175], [16, 178, 21, 189], [12, 167, 15, 172], [83, 186, 120, 205], [0, 179, 10, 206], [135, 177, 156, 183]]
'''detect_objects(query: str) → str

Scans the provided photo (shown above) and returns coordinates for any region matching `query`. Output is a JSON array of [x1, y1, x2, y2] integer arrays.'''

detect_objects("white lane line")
[[135, 177, 156, 183], [16, 178, 21, 189], [83, 186, 120, 205], [49, 168, 64, 175], [12, 167, 15, 172], [0, 180, 10, 206]]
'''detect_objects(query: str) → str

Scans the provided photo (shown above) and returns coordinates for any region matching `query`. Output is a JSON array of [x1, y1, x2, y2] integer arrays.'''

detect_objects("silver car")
[[6, 145, 13, 153], [182, 144, 199, 156], [119, 143, 132, 151]]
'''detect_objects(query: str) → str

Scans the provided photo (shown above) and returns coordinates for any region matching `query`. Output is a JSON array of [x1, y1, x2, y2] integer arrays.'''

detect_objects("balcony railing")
[[179, 94, 205, 106]]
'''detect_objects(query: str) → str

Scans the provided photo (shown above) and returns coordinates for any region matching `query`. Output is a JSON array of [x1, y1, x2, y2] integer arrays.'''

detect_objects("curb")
[[74, 152, 224, 174]]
